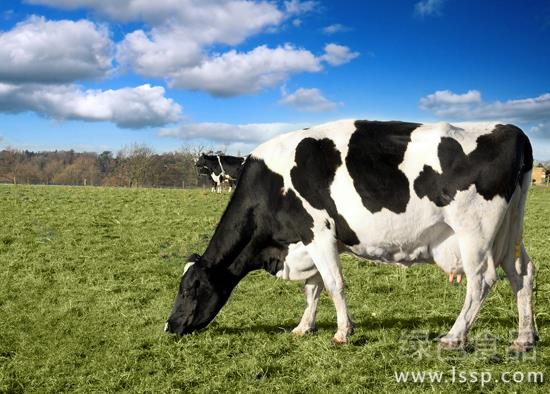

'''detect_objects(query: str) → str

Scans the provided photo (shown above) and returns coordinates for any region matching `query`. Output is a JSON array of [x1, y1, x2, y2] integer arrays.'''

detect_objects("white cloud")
[[321, 43, 359, 66], [159, 121, 304, 146], [0, 16, 113, 83], [0, 83, 182, 128], [323, 24, 350, 34], [31, 0, 285, 81], [414, 0, 445, 17], [113, 1, 286, 78], [29, 0, 283, 43], [119, 38, 359, 97], [108, 2, 335, 95], [24, 1, 359, 98], [419, 90, 550, 122], [120, 41, 359, 97], [284, 0, 319, 15], [37, 1, 282, 28], [279, 87, 339, 112], [420, 90, 482, 108], [530, 122, 550, 138], [168, 44, 322, 97], [116, 27, 203, 77]]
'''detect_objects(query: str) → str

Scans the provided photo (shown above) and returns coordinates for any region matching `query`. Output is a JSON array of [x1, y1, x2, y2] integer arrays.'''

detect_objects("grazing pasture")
[[0, 185, 548, 393]]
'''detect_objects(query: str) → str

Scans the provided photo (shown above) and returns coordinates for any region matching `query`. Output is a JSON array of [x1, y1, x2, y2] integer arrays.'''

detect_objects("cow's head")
[[165, 158, 314, 335], [195, 154, 207, 168], [164, 254, 237, 335], [195, 154, 215, 177]]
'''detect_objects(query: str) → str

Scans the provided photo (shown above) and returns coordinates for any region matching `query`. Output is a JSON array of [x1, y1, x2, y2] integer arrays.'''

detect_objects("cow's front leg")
[[306, 229, 353, 344], [440, 241, 497, 348], [292, 273, 324, 336]]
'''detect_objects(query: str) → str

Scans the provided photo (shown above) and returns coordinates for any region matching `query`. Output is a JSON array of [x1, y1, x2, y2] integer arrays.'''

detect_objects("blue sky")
[[0, 0, 549, 158]]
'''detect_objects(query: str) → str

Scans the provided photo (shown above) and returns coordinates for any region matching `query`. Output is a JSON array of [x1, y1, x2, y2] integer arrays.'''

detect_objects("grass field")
[[0, 185, 548, 393]]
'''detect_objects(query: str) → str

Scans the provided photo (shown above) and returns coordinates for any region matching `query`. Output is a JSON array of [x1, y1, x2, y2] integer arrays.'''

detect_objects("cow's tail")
[[516, 128, 533, 244], [518, 128, 534, 191], [516, 129, 533, 254]]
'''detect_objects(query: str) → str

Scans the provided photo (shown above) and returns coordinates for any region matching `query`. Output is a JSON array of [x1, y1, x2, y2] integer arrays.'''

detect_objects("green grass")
[[1, 185, 549, 393]]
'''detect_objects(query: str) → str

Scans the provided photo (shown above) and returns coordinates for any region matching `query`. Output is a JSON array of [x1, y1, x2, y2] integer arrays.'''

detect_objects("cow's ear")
[[187, 253, 201, 263]]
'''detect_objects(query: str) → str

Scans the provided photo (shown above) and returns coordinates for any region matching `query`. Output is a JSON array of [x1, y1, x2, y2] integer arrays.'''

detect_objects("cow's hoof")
[[439, 336, 465, 350], [331, 327, 353, 345], [291, 326, 316, 337], [508, 340, 535, 354], [331, 334, 348, 345]]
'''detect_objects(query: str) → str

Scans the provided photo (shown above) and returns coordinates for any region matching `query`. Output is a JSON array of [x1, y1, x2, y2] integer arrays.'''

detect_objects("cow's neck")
[[201, 181, 259, 277], [200, 158, 285, 278]]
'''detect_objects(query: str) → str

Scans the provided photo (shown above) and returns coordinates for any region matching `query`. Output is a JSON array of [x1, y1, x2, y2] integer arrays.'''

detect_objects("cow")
[[195, 153, 245, 192], [166, 120, 536, 353]]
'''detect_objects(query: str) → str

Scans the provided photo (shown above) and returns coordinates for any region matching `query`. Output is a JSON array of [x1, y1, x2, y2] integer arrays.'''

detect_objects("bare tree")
[[0, 143, 235, 188], [115, 144, 154, 187], [0, 148, 23, 184], [53, 155, 100, 185]]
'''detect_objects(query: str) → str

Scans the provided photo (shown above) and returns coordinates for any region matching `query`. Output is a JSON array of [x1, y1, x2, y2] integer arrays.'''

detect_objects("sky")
[[0, 0, 549, 159]]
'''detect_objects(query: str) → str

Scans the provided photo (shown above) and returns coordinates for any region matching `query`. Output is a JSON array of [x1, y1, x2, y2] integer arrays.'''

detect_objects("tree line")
[[0, 145, 215, 188]]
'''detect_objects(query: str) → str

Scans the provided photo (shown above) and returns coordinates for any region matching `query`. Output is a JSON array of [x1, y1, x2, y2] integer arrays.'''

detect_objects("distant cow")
[[167, 120, 536, 353], [196, 154, 244, 192]]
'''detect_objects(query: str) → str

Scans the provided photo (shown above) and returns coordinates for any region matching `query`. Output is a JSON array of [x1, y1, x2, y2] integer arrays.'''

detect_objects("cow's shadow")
[[209, 315, 456, 335], [207, 314, 529, 339]]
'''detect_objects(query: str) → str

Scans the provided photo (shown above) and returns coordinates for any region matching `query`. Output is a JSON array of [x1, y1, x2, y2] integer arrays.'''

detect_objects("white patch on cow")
[[252, 119, 357, 192], [399, 122, 443, 178], [446, 122, 497, 155], [276, 242, 318, 281], [210, 172, 223, 193], [444, 183, 507, 238], [210, 172, 220, 183], [183, 262, 195, 275]]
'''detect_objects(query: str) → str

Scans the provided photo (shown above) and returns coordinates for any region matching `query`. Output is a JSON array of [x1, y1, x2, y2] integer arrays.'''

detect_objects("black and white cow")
[[196, 154, 245, 192], [167, 120, 536, 352]]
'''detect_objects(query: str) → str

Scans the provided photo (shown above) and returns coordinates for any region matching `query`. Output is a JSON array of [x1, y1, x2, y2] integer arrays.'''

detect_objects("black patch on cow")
[[414, 124, 533, 206], [346, 120, 421, 214], [290, 138, 359, 246], [200, 157, 315, 272], [275, 188, 315, 245], [325, 219, 331, 230], [168, 157, 318, 334]]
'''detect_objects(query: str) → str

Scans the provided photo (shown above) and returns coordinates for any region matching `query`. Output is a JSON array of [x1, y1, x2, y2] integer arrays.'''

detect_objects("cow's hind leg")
[[502, 243, 537, 352], [440, 236, 497, 348], [306, 228, 353, 344], [292, 273, 324, 336]]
